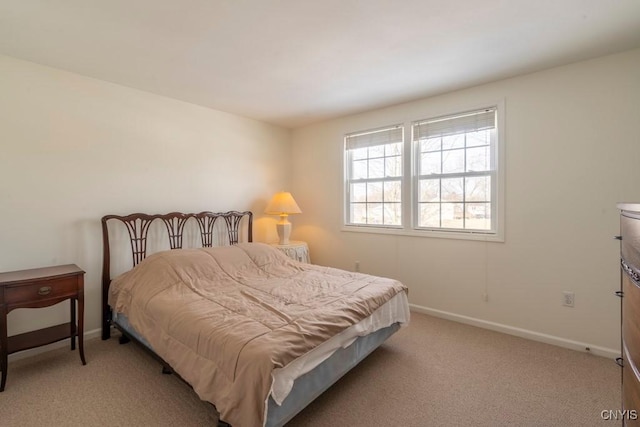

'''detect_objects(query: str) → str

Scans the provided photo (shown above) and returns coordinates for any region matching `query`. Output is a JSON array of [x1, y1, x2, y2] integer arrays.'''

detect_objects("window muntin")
[[413, 108, 497, 233], [345, 126, 403, 227]]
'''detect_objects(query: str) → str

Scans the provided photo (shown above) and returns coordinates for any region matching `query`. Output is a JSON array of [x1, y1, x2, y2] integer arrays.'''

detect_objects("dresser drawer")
[[624, 346, 640, 425], [624, 274, 640, 365], [622, 212, 640, 274], [3, 276, 79, 306]]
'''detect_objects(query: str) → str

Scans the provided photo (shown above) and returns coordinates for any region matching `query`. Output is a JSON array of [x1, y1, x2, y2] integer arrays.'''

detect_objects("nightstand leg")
[[70, 298, 76, 351], [78, 293, 86, 365], [0, 353, 5, 392]]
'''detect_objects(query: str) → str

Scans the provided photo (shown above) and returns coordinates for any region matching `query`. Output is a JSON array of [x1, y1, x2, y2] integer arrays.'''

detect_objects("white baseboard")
[[410, 303, 620, 360], [8, 327, 102, 363]]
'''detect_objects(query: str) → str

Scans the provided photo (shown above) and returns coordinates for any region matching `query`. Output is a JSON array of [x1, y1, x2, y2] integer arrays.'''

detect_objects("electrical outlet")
[[563, 291, 575, 307], [355, 261, 360, 272], [482, 293, 489, 302]]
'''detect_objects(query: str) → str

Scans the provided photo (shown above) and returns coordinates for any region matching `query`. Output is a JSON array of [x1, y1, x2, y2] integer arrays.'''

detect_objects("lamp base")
[[276, 221, 292, 245]]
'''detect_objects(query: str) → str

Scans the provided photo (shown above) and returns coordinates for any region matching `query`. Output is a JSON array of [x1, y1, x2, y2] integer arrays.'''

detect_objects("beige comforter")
[[108, 242, 407, 427]]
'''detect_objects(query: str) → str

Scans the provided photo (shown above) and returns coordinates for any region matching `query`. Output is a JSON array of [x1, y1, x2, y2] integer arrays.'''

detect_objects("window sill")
[[341, 225, 504, 242]]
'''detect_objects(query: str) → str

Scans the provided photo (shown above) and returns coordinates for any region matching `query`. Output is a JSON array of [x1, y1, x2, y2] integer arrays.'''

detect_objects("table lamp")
[[264, 191, 302, 245]]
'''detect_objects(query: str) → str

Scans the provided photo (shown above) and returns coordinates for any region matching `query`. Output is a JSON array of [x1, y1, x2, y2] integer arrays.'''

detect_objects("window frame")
[[412, 107, 498, 235], [342, 101, 505, 242], [344, 125, 405, 228]]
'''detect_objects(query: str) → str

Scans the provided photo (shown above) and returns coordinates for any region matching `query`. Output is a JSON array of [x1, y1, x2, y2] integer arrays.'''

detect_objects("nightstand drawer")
[[3, 276, 78, 306]]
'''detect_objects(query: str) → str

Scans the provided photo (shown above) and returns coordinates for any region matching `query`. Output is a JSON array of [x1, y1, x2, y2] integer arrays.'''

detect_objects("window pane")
[[351, 182, 366, 202], [442, 148, 464, 174], [385, 156, 402, 177], [466, 129, 489, 148], [368, 158, 384, 178], [367, 182, 383, 202], [369, 145, 384, 158], [419, 203, 440, 227], [420, 152, 441, 175], [385, 142, 402, 156], [441, 203, 464, 228], [384, 203, 402, 225], [384, 181, 402, 202], [352, 159, 367, 179], [351, 147, 368, 160], [367, 203, 383, 224], [419, 179, 440, 202], [351, 203, 367, 224], [442, 133, 464, 150], [421, 137, 441, 152], [465, 176, 490, 202], [466, 146, 490, 172], [441, 178, 463, 201], [465, 203, 491, 230]]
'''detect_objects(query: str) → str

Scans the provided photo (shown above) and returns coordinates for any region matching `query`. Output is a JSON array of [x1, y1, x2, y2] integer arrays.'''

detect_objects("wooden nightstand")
[[270, 241, 310, 263], [0, 264, 86, 392]]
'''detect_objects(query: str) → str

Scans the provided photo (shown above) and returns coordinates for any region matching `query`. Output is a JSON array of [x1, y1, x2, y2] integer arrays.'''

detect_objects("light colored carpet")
[[0, 313, 620, 426]]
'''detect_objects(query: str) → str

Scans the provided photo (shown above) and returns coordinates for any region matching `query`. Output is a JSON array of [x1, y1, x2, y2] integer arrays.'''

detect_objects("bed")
[[101, 210, 409, 427]]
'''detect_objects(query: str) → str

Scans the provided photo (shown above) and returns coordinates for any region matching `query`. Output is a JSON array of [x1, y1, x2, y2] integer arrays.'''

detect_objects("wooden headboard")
[[101, 210, 253, 340]]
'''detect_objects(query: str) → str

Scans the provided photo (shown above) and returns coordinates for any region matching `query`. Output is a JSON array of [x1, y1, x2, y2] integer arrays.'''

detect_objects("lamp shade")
[[264, 192, 302, 215]]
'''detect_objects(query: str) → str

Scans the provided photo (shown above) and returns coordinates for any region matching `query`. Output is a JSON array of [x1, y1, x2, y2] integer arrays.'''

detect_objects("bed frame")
[[101, 210, 403, 427]]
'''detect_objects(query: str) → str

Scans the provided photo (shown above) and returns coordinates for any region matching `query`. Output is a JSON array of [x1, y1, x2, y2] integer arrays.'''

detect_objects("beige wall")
[[0, 55, 291, 337], [291, 48, 640, 356]]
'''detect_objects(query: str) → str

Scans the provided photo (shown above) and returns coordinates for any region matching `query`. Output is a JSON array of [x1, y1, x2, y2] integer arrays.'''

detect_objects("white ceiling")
[[1, 1, 640, 128]]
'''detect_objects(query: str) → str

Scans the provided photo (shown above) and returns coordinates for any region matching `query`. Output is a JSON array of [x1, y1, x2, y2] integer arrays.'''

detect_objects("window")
[[345, 126, 403, 226], [343, 104, 503, 241], [413, 108, 497, 233]]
